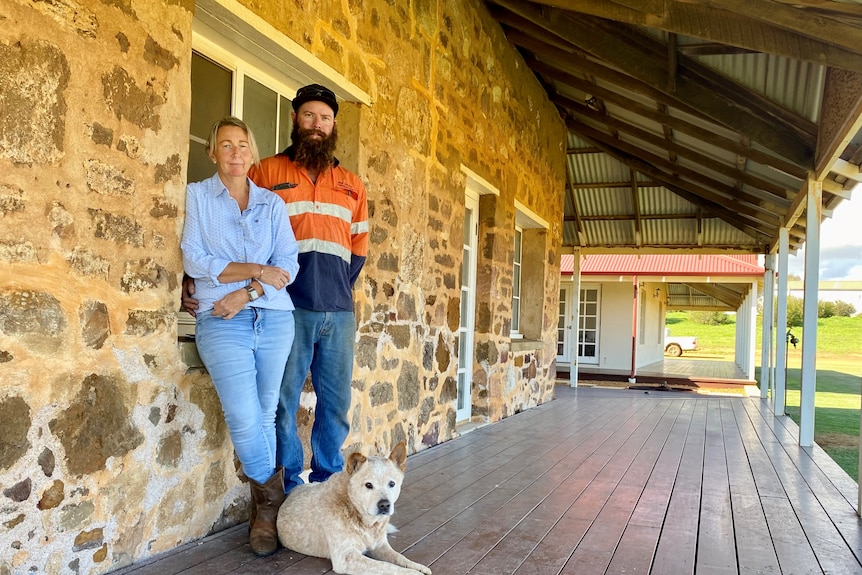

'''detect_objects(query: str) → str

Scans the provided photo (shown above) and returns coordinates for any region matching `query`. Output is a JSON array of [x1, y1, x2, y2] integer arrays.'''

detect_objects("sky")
[[787, 187, 862, 281]]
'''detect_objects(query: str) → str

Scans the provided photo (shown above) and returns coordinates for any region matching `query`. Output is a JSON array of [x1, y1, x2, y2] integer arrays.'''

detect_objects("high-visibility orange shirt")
[[248, 147, 368, 311]]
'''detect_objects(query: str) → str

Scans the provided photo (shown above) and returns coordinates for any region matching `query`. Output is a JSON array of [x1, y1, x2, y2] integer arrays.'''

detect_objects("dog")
[[276, 441, 432, 575]]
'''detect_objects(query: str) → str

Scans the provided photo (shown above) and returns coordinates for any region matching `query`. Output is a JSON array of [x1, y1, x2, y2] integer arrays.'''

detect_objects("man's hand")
[[181, 274, 199, 317]]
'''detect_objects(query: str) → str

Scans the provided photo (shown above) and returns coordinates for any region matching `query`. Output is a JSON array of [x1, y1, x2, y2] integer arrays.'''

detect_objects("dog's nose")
[[377, 499, 391, 514]]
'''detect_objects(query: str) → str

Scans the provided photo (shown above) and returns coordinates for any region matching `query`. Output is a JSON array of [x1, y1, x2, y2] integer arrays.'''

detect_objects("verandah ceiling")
[[484, 0, 862, 256]]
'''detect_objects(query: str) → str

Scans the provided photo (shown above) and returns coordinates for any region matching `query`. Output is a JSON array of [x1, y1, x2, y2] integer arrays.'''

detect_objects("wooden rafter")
[[523, 0, 862, 73], [491, 0, 815, 164]]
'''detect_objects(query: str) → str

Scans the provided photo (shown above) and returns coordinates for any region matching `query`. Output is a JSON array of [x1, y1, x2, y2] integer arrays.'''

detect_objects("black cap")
[[292, 84, 339, 117]]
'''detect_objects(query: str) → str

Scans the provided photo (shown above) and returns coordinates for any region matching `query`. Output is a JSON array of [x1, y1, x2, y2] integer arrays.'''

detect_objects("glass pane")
[[278, 95, 292, 152], [457, 372, 466, 410], [243, 76, 278, 158], [584, 344, 595, 357], [463, 207, 473, 244], [190, 53, 231, 139], [511, 299, 520, 331], [460, 293, 468, 328], [585, 303, 597, 316], [188, 140, 213, 185], [461, 248, 470, 287], [189, 53, 231, 183], [559, 289, 566, 302], [585, 317, 596, 329], [512, 264, 521, 297], [513, 229, 522, 263], [459, 332, 467, 364], [558, 301, 565, 314]]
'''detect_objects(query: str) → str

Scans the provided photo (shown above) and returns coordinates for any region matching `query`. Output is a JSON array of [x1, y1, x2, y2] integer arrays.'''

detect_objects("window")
[[188, 50, 294, 184], [511, 201, 549, 341], [511, 226, 523, 339], [180, 3, 369, 357]]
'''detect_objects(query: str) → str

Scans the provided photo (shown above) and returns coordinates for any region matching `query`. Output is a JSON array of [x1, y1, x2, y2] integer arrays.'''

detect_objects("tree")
[[691, 311, 732, 325], [834, 300, 857, 317], [786, 296, 803, 327], [818, 300, 836, 318]]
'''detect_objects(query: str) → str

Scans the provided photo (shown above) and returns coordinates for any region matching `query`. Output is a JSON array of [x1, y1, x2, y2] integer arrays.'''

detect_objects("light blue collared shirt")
[[181, 173, 299, 313]]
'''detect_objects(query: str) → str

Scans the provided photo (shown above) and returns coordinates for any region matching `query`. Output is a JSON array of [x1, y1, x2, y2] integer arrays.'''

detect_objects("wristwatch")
[[245, 285, 260, 302]]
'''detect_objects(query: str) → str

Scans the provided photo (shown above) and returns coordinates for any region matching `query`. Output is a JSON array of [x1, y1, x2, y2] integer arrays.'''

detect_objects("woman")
[[181, 117, 299, 556]]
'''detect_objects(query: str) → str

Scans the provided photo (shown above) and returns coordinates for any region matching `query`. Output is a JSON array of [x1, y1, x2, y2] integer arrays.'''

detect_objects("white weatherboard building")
[[788, 281, 862, 312]]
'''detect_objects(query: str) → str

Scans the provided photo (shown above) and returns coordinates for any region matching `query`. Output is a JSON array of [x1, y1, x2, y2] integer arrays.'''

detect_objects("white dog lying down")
[[277, 441, 432, 575]]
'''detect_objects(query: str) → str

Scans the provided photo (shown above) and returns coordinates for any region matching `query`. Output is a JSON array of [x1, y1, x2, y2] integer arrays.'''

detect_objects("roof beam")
[[530, 0, 862, 73], [491, 0, 814, 165], [815, 68, 862, 180], [630, 169, 643, 247], [686, 0, 862, 55], [572, 120, 777, 244], [558, 94, 794, 207], [566, 117, 785, 221], [683, 282, 743, 308], [528, 57, 807, 179]]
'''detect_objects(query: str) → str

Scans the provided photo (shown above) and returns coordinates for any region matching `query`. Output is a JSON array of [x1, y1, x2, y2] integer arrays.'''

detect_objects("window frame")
[[511, 225, 524, 339], [510, 201, 549, 341]]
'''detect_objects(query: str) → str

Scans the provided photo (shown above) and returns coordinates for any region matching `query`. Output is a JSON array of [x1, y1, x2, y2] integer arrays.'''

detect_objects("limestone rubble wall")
[[0, 0, 565, 573]]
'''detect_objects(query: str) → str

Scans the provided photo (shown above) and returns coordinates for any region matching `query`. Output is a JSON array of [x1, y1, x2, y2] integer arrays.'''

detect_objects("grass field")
[[667, 311, 862, 480]]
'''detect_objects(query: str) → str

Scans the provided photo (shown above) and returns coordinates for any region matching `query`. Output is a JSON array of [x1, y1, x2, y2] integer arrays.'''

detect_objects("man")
[[182, 84, 368, 494], [248, 84, 368, 493]]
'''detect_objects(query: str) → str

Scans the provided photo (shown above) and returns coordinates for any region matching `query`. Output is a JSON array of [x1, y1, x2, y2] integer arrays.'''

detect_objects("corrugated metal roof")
[[498, 4, 862, 258], [560, 253, 764, 276]]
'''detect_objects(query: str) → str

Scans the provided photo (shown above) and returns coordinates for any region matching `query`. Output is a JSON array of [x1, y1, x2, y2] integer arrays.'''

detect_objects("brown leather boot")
[[248, 467, 285, 556]]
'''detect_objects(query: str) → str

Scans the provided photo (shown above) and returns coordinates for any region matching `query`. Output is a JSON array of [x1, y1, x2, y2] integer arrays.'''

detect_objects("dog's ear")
[[389, 441, 407, 471], [346, 452, 366, 475]]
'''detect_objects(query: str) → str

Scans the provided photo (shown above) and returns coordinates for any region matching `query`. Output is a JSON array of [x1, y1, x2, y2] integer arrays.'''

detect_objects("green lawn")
[[667, 311, 862, 480]]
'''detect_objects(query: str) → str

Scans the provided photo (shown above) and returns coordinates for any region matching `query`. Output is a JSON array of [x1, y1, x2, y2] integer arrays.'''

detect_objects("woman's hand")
[[259, 265, 291, 290], [211, 290, 248, 320]]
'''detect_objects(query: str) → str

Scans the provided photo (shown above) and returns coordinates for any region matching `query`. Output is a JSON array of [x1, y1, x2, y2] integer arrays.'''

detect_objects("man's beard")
[[292, 124, 338, 173]]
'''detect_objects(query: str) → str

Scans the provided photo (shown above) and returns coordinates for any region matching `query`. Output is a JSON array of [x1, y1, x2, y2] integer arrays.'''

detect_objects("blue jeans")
[[195, 308, 294, 484], [277, 309, 354, 492]]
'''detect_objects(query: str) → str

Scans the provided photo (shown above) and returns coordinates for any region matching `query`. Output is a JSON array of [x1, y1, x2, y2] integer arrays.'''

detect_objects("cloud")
[[787, 195, 862, 281], [789, 244, 862, 280]]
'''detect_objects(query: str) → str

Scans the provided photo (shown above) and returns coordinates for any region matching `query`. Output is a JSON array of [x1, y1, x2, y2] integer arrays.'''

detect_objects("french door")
[[456, 191, 479, 422]]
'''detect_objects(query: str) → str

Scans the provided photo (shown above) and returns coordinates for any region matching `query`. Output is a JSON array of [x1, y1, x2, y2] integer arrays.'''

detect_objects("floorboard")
[[106, 386, 862, 575]]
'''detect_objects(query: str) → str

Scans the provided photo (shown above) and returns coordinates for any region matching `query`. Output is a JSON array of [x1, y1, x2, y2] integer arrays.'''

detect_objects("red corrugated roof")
[[560, 254, 763, 276]]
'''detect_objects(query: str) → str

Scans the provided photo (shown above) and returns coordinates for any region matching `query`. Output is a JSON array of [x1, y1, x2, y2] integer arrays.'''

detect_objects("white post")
[[747, 280, 758, 381], [569, 249, 581, 388], [760, 254, 775, 398], [800, 180, 822, 447], [774, 228, 789, 416]]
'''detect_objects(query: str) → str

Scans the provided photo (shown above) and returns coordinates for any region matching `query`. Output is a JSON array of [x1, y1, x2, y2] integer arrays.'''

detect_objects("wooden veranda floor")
[[573, 357, 751, 385], [111, 385, 862, 575]]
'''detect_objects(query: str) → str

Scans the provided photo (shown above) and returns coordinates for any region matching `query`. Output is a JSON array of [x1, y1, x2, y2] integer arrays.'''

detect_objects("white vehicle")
[[664, 329, 697, 357]]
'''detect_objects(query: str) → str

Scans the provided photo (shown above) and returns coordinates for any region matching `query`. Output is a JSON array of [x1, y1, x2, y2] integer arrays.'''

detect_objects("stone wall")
[[0, 0, 565, 573]]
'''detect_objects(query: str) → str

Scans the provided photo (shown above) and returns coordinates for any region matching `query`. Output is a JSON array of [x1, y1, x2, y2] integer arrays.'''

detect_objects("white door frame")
[[557, 282, 573, 365], [578, 284, 600, 365], [456, 190, 479, 422]]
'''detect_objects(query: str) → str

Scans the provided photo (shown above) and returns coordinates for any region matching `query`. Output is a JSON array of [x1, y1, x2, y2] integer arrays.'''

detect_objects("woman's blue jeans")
[[276, 309, 354, 492], [195, 307, 294, 484]]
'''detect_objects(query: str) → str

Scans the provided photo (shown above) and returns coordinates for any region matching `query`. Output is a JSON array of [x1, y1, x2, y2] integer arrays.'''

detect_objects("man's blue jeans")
[[195, 308, 294, 484], [276, 308, 354, 492]]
